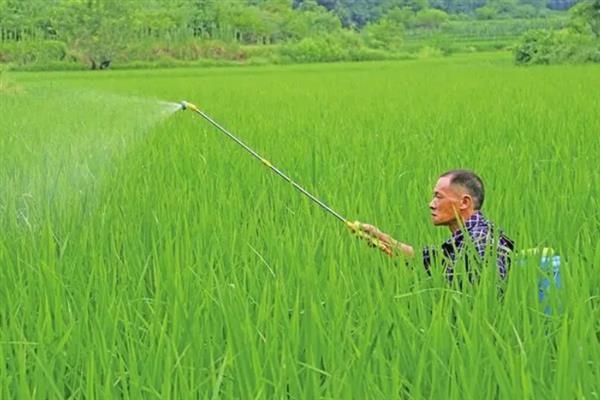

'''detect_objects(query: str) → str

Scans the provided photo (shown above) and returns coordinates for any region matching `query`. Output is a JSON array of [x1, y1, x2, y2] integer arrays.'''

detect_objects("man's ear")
[[460, 194, 473, 210]]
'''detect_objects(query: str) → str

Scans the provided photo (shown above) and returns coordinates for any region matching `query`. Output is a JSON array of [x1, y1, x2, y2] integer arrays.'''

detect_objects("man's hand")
[[347, 221, 415, 258], [347, 221, 394, 256]]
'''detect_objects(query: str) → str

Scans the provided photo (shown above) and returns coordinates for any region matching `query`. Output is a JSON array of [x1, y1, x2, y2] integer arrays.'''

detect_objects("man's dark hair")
[[441, 169, 485, 210]]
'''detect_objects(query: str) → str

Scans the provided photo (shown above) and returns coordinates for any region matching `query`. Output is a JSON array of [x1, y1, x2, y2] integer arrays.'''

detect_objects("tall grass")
[[1, 55, 599, 398]]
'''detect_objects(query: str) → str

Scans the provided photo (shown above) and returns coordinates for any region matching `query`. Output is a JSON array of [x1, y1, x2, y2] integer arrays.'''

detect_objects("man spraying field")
[[350, 170, 514, 280], [177, 104, 513, 280]]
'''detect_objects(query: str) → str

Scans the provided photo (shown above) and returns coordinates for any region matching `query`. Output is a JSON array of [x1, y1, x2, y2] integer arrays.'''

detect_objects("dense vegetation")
[[514, 0, 600, 64], [0, 0, 574, 69], [1, 54, 599, 398]]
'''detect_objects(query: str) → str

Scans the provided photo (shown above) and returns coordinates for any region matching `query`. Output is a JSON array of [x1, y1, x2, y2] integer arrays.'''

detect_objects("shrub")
[[152, 40, 244, 61], [475, 6, 499, 20], [279, 32, 403, 64], [280, 34, 350, 63], [514, 28, 600, 64], [0, 40, 67, 65], [362, 18, 404, 51], [418, 45, 444, 58], [414, 9, 450, 29], [514, 29, 556, 64], [430, 35, 459, 55]]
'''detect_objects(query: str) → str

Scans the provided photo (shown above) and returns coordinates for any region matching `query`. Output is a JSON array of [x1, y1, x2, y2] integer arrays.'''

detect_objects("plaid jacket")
[[422, 211, 514, 281]]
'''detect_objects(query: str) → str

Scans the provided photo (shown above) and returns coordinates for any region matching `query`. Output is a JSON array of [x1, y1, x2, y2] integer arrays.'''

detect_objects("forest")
[[0, 0, 596, 68]]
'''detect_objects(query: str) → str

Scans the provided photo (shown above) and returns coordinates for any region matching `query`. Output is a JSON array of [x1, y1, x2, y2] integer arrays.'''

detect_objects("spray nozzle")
[[180, 101, 198, 112]]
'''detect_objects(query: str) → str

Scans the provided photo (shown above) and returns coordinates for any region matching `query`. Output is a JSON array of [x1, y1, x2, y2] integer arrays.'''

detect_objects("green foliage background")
[[514, 0, 600, 64], [0, 0, 576, 69]]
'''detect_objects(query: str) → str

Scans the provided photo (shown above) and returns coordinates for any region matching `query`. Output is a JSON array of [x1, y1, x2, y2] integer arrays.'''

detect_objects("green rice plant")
[[0, 55, 599, 398]]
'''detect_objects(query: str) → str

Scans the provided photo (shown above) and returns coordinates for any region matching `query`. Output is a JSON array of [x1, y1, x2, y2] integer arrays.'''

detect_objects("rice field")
[[1, 53, 599, 398]]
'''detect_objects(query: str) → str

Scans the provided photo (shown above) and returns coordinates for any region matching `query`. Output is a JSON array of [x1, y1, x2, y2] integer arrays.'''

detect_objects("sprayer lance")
[[180, 101, 199, 112], [178, 100, 391, 255]]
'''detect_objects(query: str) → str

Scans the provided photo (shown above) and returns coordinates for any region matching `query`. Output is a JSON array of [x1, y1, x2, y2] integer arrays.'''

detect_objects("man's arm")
[[349, 222, 415, 258]]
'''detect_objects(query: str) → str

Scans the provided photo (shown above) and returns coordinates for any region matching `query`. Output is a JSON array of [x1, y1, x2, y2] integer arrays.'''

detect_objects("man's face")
[[429, 176, 465, 226]]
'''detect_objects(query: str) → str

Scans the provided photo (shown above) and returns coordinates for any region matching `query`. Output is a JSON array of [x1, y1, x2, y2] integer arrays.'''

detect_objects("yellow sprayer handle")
[[346, 220, 392, 256]]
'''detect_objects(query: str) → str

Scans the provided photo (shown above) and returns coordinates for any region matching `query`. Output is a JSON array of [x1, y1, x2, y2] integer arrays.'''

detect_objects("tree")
[[414, 8, 449, 29], [518, 0, 546, 8], [385, 6, 417, 28], [429, 0, 485, 13], [362, 14, 404, 49], [53, 0, 135, 69], [475, 5, 499, 19], [489, 0, 518, 16], [282, 4, 342, 39], [571, 0, 600, 38], [0, 0, 59, 41], [295, 0, 390, 28], [223, 5, 272, 43], [187, 0, 219, 38], [514, 4, 539, 18]]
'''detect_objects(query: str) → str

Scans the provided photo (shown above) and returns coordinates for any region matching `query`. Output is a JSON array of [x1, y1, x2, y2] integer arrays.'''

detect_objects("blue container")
[[539, 254, 561, 315], [519, 247, 562, 314], [538, 254, 561, 302]]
